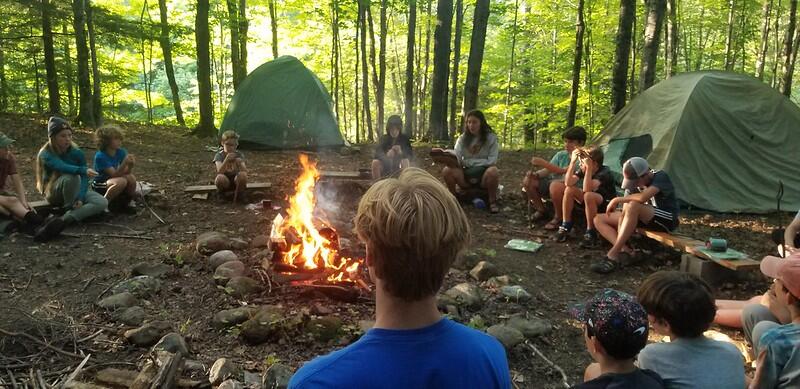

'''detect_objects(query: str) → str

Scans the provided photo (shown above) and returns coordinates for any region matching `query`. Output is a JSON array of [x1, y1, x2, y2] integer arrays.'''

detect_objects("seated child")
[[93, 125, 137, 213], [523, 126, 586, 229], [592, 157, 679, 274], [214, 130, 247, 198], [36, 116, 107, 229], [555, 146, 617, 248], [572, 289, 664, 388], [748, 253, 800, 389], [637, 271, 745, 389], [372, 115, 412, 179], [0, 132, 61, 241]]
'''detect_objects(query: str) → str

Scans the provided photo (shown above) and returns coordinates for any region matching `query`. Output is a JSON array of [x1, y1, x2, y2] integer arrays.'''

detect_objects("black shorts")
[[638, 207, 678, 232]]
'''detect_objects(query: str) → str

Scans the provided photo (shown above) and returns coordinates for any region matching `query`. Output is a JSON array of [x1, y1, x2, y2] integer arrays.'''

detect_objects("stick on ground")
[[526, 341, 570, 388], [0, 328, 85, 359]]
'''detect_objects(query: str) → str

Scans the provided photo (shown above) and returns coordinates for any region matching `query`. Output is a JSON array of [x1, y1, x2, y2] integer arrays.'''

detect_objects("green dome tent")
[[595, 71, 800, 213], [219, 56, 345, 149]]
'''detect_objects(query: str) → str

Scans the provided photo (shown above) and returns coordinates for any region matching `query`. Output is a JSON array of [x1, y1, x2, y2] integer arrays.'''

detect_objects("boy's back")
[[754, 323, 800, 388], [289, 318, 510, 389], [638, 337, 744, 389]]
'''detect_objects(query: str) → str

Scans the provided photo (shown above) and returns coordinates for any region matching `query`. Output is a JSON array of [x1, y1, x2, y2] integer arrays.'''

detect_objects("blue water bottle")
[[472, 198, 486, 209]]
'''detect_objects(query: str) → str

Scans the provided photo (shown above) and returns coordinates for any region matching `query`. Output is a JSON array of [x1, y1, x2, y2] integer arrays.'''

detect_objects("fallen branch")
[[87, 222, 146, 234], [0, 328, 85, 359], [525, 341, 570, 388], [76, 330, 103, 343], [140, 196, 166, 225], [61, 232, 154, 240], [59, 354, 91, 389]]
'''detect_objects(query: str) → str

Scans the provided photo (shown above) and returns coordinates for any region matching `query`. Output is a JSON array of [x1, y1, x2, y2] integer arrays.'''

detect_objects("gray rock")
[[113, 306, 145, 326], [209, 250, 239, 269], [264, 363, 293, 389], [306, 316, 343, 342], [226, 276, 263, 298], [197, 231, 230, 255], [240, 306, 284, 344], [214, 261, 246, 285], [453, 252, 482, 270], [506, 315, 552, 338], [97, 292, 137, 310], [436, 294, 457, 309], [487, 324, 525, 350], [131, 262, 173, 278], [500, 285, 532, 302], [152, 332, 189, 355], [183, 359, 206, 373], [469, 261, 500, 282], [445, 305, 461, 320], [229, 238, 249, 250], [110, 276, 162, 297], [250, 235, 269, 248], [218, 379, 244, 389], [444, 283, 484, 309], [243, 371, 263, 389], [123, 321, 171, 347], [310, 302, 333, 316], [213, 306, 259, 329], [486, 275, 512, 288], [209, 358, 238, 386]]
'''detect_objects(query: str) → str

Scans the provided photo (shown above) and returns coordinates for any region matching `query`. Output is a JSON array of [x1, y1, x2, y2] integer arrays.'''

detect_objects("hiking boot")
[[33, 216, 65, 242], [23, 211, 44, 226], [590, 257, 619, 274], [579, 230, 601, 249], [555, 226, 570, 243]]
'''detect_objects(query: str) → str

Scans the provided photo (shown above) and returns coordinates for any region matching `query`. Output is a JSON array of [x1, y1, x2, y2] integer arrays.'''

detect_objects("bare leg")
[[715, 295, 764, 328], [522, 172, 546, 212], [562, 186, 584, 223], [607, 202, 654, 260], [234, 172, 248, 194], [0, 195, 29, 219], [584, 192, 603, 230], [482, 166, 499, 205], [104, 177, 128, 202], [442, 166, 467, 195], [400, 158, 410, 169], [215, 174, 232, 192], [124, 174, 137, 197], [594, 211, 622, 245], [371, 159, 382, 180], [549, 181, 566, 222]]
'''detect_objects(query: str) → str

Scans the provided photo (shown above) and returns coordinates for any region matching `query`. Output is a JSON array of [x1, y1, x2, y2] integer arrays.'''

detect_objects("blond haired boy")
[[289, 168, 511, 388], [214, 130, 247, 197]]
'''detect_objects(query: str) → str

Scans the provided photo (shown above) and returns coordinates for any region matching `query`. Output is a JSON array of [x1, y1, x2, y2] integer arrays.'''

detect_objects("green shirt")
[[548, 150, 581, 183]]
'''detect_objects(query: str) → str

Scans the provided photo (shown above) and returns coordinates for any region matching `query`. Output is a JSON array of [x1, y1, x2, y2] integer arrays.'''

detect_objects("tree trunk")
[[629, 10, 637, 96], [63, 23, 75, 115], [158, 0, 185, 126], [0, 39, 6, 112], [367, 5, 379, 132], [33, 39, 42, 113], [449, 0, 464, 139], [781, 0, 798, 96], [429, 0, 453, 141], [772, 0, 783, 88], [72, 0, 94, 127], [404, 0, 416, 136], [140, 2, 153, 123], [359, 0, 374, 141], [418, 0, 432, 139], [567, 0, 585, 128], [502, 0, 519, 145], [239, 0, 248, 77], [612, 0, 635, 113], [87, 0, 102, 126], [268, 0, 278, 59], [666, 0, 678, 77], [354, 5, 361, 143], [196, 0, 215, 136], [724, 0, 736, 71], [756, 0, 774, 80], [638, 0, 666, 93], [42, 0, 61, 114], [377, 0, 387, 135], [226, 0, 243, 89], [462, 0, 490, 114]]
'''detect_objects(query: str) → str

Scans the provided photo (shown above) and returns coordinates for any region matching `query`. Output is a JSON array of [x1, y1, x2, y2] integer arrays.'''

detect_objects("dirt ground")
[[0, 113, 786, 388]]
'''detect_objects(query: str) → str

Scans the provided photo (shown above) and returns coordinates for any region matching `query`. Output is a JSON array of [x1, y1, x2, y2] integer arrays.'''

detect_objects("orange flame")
[[272, 155, 362, 283]]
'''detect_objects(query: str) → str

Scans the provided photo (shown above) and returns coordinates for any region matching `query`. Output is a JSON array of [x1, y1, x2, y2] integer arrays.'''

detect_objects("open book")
[[430, 149, 460, 168]]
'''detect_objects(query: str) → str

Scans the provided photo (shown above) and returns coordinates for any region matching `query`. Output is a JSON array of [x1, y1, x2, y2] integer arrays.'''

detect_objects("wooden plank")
[[319, 170, 371, 180], [29, 200, 51, 209], [191, 193, 209, 201], [184, 182, 271, 193], [638, 229, 760, 271]]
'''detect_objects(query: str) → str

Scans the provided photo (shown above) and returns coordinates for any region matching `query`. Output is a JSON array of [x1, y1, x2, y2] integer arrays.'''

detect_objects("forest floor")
[[0, 113, 785, 388]]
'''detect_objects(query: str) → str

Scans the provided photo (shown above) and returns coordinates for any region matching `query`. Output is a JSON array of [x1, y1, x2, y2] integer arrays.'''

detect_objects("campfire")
[[269, 155, 367, 295]]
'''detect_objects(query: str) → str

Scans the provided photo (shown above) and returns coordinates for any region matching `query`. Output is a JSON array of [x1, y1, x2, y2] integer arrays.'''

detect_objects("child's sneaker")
[[580, 230, 601, 249], [33, 216, 65, 242], [555, 226, 570, 242]]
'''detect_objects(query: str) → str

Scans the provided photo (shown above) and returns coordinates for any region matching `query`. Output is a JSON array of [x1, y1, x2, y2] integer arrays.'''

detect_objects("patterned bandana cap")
[[571, 289, 649, 356]]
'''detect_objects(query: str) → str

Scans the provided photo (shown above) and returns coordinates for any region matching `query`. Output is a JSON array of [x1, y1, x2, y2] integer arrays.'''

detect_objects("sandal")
[[590, 258, 619, 274], [543, 218, 560, 230], [489, 203, 500, 214]]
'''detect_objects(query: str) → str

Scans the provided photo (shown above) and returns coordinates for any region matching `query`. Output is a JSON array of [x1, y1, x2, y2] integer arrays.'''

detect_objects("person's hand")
[[787, 246, 798, 255], [570, 149, 581, 161], [224, 153, 236, 164], [20, 200, 31, 211], [530, 157, 547, 166], [73, 200, 83, 209], [387, 149, 397, 158], [125, 154, 136, 165], [86, 168, 98, 177], [392, 145, 402, 155], [606, 198, 619, 215]]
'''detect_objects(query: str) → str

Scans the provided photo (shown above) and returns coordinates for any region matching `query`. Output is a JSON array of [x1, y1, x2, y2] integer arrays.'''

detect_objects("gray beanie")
[[47, 116, 71, 138]]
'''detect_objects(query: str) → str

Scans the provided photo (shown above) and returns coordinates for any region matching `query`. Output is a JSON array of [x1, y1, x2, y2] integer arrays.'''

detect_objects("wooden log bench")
[[183, 182, 272, 194], [319, 170, 371, 181], [637, 228, 760, 285]]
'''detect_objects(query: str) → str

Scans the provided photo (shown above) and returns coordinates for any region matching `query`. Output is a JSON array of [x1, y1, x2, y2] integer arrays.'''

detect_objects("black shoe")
[[555, 227, 570, 243], [33, 216, 65, 242], [23, 211, 44, 226], [590, 258, 619, 274], [579, 231, 601, 249]]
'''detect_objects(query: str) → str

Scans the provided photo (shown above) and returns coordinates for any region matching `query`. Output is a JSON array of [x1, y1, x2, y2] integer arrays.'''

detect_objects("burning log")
[[296, 283, 362, 303]]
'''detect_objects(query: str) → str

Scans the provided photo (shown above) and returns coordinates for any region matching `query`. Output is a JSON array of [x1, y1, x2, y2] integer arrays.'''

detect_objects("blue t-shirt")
[[93, 148, 128, 184], [289, 318, 512, 389], [638, 336, 745, 389], [754, 323, 800, 389]]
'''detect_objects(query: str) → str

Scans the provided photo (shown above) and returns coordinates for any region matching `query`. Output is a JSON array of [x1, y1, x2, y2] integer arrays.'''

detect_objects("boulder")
[[212, 306, 259, 329], [506, 315, 552, 338], [97, 292, 137, 310], [243, 371, 263, 389], [226, 276, 263, 298], [250, 235, 269, 248], [486, 275, 512, 288], [240, 306, 285, 344], [469, 261, 500, 282], [229, 238, 249, 250], [487, 324, 525, 350], [500, 285, 532, 303], [214, 261, 246, 285], [110, 276, 162, 298], [453, 252, 482, 270], [444, 283, 484, 309], [113, 306, 145, 326], [196, 231, 230, 255], [209, 250, 239, 269], [131, 262, 173, 278], [306, 316, 343, 342], [209, 358, 238, 386], [218, 379, 244, 389], [264, 363, 293, 389], [123, 321, 171, 347], [152, 332, 189, 355]]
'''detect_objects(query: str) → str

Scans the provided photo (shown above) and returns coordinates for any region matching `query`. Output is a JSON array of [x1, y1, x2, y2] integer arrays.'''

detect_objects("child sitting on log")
[[93, 125, 137, 213], [371, 115, 413, 180], [214, 130, 248, 200]]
